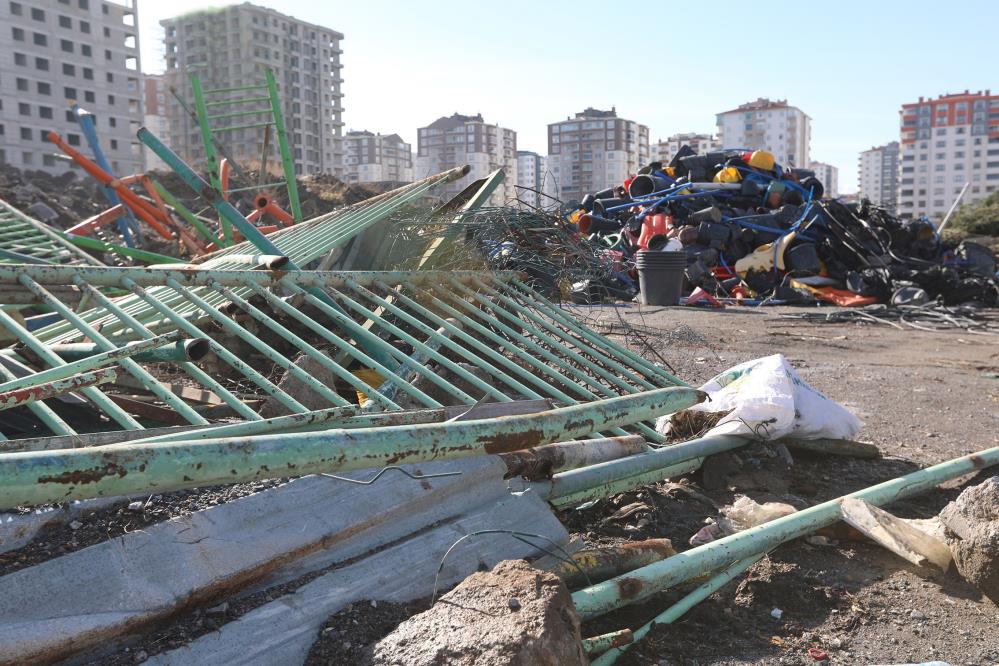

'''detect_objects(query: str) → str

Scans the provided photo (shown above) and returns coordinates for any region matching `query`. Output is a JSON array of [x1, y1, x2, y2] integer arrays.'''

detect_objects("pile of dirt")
[[305, 601, 422, 666]]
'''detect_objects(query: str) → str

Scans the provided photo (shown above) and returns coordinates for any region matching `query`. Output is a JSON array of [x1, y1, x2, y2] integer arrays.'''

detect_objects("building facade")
[[716, 98, 810, 168], [653, 132, 719, 164], [857, 142, 899, 211], [0, 0, 143, 174], [415, 113, 517, 206], [897, 90, 999, 220], [143, 74, 168, 171], [342, 131, 412, 184], [809, 161, 839, 198], [515, 150, 549, 209], [546, 107, 649, 204], [161, 3, 344, 177]]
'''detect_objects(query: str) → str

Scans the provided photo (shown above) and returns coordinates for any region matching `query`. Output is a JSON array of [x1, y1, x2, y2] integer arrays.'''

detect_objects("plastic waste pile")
[[567, 145, 999, 307]]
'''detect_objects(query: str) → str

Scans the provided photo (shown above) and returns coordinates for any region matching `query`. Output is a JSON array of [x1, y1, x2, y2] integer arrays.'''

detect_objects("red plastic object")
[[684, 287, 723, 308], [637, 214, 673, 250], [807, 647, 829, 661]]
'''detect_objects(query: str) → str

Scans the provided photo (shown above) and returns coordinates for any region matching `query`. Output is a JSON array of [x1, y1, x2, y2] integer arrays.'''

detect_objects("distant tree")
[[948, 189, 999, 237]]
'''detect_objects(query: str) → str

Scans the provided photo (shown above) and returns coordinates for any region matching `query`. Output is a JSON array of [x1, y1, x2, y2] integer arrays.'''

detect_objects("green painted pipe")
[[590, 554, 764, 666], [573, 445, 999, 620], [547, 457, 706, 509], [0, 367, 119, 411], [0, 332, 185, 393], [32, 337, 207, 365], [582, 629, 633, 657], [0, 386, 704, 508]]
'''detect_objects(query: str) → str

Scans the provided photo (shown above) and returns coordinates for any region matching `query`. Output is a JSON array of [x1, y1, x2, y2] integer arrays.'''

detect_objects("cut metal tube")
[[39, 337, 210, 365], [500, 435, 649, 480], [129, 405, 361, 444], [0, 362, 74, 436], [583, 629, 634, 657], [0, 367, 119, 411], [0, 386, 705, 508], [590, 554, 764, 666], [547, 457, 706, 509], [573, 446, 999, 620], [0, 332, 185, 393]]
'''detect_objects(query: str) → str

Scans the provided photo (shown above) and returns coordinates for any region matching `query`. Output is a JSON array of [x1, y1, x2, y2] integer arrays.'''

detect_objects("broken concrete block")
[[258, 350, 340, 418], [372, 559, 587, 666], [939, 476, 999, 602]]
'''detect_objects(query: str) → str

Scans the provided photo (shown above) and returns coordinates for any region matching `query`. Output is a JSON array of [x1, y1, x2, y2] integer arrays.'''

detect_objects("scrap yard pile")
[[566, 147, 999, 307], [0, 83, 997, 665]]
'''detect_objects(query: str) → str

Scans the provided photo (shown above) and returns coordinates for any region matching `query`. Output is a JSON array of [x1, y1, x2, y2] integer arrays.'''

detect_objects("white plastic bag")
[[657, 354, 862, 441]]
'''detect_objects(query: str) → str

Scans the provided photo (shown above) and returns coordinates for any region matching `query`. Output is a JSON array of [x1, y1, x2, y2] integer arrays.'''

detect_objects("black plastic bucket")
[[636, 250, 687, 306]]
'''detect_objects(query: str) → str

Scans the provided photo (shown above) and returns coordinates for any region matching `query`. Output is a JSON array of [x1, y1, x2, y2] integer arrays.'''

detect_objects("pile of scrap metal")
[[568, 145, 999, 307]]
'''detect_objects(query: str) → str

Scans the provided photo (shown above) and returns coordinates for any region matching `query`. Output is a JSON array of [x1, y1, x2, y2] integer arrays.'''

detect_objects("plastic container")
[[636, 250, 687, 306]]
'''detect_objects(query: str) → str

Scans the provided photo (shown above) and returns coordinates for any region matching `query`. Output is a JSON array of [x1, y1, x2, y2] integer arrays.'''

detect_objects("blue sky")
[[139, 0, 998, 192]]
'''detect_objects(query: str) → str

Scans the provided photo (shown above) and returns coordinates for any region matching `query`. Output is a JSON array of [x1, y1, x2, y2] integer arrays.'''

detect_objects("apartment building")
[[0, 0, 143, 174], [143, 74, 168, 171], [515, 150, 549, 208], [546, 107, 650, 204], [809, 161, 839, 198], [897, 90, 999, 220], [415, 113, 517, 206], [161, 3, 344, 177], [858, 142, 899, 211], [343, 130, 412, 184], [653, 132, 719, 164], [716, 98, 810, 168]]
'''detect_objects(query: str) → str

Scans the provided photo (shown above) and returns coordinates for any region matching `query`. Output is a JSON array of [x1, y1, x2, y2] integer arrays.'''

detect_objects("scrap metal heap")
[[0, 112, 996, 663]]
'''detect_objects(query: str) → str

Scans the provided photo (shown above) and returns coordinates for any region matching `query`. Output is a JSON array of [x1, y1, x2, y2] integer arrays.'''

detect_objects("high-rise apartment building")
[[515, 150, 549, 208], [897, 90, 999, 220], [716, 98, 810, 168], [161, 3, 344, 177], [415, 113, 517, 206], [858, 142, 899, 211], [0, 0, 143, 174], [143, 74, 168, 171], [653, 132, 719, 164], [547, 107, 650, 204], [809, 161, 839, 198], [343, 130, 412, 184]]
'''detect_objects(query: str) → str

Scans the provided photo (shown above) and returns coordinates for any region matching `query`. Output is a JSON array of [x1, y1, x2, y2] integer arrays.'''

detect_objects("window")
[[38, 106, 52, 120], [108, 117, 116, 127], [15, 78, 27, 92], [18, 103, 30, 116], [79, 20, 90, 34], [36, 82, 50, 95], [9, 1, 22, 15], [62, 63, 75, 76], [14, 53, 26, 66], [64, 87, 76, 98], [83, 68, 93, 80], [61, 39, 73, 52], [107, 94, 115, 105], [106, 72, 113, 83], [32, 33, 47, 46], [30, 6, 42, 20], [34, 57, 48, 71], [12, 27, 25, 41], [83, 91, 94, 103], [58, 15, 70, 28], [105, 49, 111, 60], [78, 0, 88, 8], [109, 139, 118, 150], [20, 128, 32, 141], [81, 44, 91, 57], [67, 133, 81, 146], [65, 110, 74, 122]]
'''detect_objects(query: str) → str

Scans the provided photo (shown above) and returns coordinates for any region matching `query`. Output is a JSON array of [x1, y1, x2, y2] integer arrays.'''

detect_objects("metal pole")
[[265, 68, 302, 224], [937, 181, 970, 233], [0, 367, 119, 411], [572, 446, 999, 619], [0, 386, 704, 508]]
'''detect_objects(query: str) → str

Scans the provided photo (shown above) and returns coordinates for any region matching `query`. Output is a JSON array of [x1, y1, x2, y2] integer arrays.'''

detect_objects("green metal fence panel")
[[0, 265, 681, 443], [0, 199, 105, 267]]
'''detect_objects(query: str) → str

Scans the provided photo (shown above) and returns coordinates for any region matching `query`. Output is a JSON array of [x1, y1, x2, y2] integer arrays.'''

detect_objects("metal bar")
[[225, 182, 287, 194], [0, 386, 704, 508], [150, 179, 218, 245], [0, 332, 184, 394], [582, 630, 633, 657], [572, 446, 999, 619], [71, 278, 261, 422], [266, 68, 302, 224], [63, 233, 179, 264], [18, 275, 210, 426], [128, 405, 360, 444], [0, 361, 75, 436], [500, 435, 649, 479], [189, 74, 230, 245], [206, 108, 272, 121], [590, 555, 764, 666], [0, 306, 141, 430], [205, 96, 271, 107], [203, 83, 268, 94], [37, 337, 206, 365], [211, 121, 274, 133], [0, 199, 104, 267], [547, 457, 705, 509], [0, 367, 119, 411]]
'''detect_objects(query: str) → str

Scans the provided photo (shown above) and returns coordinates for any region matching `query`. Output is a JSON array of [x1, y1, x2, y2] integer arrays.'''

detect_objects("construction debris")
[[372, 559, 588, 666], [939, 475, 999, 602]]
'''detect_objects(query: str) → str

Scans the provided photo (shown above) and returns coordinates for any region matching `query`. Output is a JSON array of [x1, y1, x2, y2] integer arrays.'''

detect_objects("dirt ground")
[[566, 303, 999, 666]]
